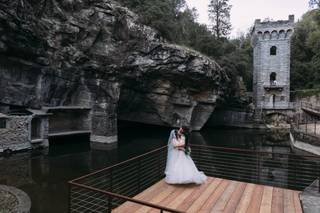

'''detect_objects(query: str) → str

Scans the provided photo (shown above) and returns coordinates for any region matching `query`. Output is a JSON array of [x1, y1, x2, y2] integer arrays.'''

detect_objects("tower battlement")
[[254, 15, 294, 27], [252, 15, 295, 45]]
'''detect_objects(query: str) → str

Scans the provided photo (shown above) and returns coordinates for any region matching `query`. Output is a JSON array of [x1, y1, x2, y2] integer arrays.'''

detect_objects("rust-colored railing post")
[[108, 168, 113, 213], [138, 158, 141, 193], [68, 183, 71, 213], [293, 155, 297, 188], [256, 152, 259, 183], [158, 150, 161, 179]]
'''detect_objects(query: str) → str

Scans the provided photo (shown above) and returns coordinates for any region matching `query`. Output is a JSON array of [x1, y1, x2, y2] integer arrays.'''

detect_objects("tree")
[[115, 0, 187, 42], [309, 0, 320, 8], [291, 9, 320, 89], [208, 0, 232, 39]]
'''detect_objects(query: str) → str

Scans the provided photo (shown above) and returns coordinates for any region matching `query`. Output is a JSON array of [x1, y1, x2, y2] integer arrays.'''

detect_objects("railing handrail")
[[71, 143, 320, 183], [69, 181, 184, 213], [190, 144, 320, 159], [301, 101, 320, 112], [291, 124, 320, 141]]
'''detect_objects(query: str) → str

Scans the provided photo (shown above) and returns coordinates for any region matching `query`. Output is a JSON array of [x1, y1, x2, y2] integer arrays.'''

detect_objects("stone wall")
[[48, 110, 91, 133], [206, 109, 259, 128], [0, 116, 31, 152]]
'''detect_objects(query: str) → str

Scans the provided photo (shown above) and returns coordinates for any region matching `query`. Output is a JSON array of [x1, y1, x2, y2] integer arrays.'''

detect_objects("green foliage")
[[208, 0, 232, 39], [291, 9, 320, 90], [218, 33, 253, 90]]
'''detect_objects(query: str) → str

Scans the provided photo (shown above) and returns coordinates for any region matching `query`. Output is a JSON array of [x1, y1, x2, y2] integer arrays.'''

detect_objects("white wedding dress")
[[165, 130, 207, 184]]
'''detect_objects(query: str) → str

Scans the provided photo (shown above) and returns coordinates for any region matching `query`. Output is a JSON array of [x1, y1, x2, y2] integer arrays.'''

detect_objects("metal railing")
[[69, 144, 320, 212], [69, 146, 182, 213], [301, 101, 320, 114], [190, 144, 320, 191], [260, 102, 295, 110], [293, 111, 320, 137]]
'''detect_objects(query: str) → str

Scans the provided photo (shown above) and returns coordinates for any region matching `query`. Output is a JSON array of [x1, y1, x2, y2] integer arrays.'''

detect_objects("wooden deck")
[[113, 177, 302, 213]]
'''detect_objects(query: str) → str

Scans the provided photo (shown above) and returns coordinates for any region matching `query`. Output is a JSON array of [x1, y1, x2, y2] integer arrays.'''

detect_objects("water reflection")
[[0, 126, 312, 213]]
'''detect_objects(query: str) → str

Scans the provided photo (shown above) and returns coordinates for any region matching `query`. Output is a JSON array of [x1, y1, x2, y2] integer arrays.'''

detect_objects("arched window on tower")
[[270, 46, 277, 55], [270, 72, 277, 85]]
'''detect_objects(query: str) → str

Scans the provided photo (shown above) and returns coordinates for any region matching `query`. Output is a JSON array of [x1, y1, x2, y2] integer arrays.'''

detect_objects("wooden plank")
[[112, 180, 167, 213], [284, 190, 295, 213], [293, 191, 302, 213], [133, 184, 176, 213], [246, 184, 264, 213], [114, 177, 301, 213], [186, 178, 224, 212], [176, 177, 214, 212], [165, 185, 197, 211], [259, 186, 273, 213], [147, 185, 187, 213], [235, 183, 255, 213], [135, 180, 167, 199], [198, 179, 230, 212], [210, 180, 240, 213], [271, 187, 284, 213], [223, 182, 247, 213]]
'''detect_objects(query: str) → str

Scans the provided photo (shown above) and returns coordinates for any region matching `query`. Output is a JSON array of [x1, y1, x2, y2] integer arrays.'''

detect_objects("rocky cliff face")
[[0, 0, 227, 144]]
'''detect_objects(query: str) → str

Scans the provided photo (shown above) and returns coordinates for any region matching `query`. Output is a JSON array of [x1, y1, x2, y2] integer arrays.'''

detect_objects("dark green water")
[[0, 125, 290, 213]]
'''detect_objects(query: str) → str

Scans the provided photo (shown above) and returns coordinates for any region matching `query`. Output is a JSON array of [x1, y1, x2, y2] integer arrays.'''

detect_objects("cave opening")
[[117, 83, 171, 146], [46, 107, 91, 148], [117, 120, 170, 147]]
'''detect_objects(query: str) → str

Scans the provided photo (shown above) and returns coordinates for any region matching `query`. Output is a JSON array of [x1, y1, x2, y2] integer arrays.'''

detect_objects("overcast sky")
[[185, 0, 310, 38]]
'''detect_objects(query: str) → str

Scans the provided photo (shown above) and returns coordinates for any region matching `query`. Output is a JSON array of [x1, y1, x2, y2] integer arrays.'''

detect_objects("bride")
[[165, 127, 207, 184]]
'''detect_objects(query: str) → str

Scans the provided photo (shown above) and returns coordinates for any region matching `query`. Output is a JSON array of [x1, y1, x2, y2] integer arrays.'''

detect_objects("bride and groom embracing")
[[164, 126, 207, 185]]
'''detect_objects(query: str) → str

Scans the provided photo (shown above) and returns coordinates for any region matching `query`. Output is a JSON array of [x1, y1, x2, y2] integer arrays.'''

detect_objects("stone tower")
[[251, 15, 295, 110]]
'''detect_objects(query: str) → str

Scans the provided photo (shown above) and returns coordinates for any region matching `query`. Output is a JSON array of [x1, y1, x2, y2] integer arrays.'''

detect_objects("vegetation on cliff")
[[115, 0, 253, 95]]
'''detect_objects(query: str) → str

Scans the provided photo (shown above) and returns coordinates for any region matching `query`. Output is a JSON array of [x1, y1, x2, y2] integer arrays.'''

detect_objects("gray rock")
[[0, 0, 228, 144]]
